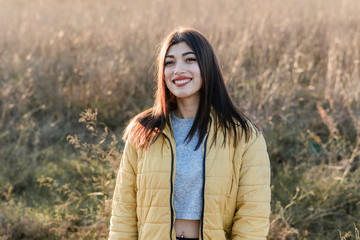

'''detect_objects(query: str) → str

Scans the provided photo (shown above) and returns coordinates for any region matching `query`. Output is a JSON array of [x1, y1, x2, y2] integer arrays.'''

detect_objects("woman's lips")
[[172, 77, 192, 87]]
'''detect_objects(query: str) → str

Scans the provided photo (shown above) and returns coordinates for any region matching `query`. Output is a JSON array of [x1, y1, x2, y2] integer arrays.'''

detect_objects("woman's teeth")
[[174, 79, 191, 84]]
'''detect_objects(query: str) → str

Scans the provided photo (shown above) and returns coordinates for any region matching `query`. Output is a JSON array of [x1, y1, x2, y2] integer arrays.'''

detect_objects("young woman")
[[109, 27, 271, 240]]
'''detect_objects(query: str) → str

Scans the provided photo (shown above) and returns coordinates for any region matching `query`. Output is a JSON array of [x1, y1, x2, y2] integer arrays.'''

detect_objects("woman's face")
[[164, 41, 202, 104]]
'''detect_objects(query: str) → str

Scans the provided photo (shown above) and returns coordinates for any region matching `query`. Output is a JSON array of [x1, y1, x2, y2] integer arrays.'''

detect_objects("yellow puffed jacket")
[[109, 116, 271, 240]]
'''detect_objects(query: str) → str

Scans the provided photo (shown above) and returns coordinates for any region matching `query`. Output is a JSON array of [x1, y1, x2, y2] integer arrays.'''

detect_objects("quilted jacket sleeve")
[[109, 141, 138, 240], [232, 133, 271, 239]]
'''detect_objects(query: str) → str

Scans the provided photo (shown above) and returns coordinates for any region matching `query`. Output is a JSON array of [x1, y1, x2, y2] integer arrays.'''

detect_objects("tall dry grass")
[[1, 0, 360, 239]]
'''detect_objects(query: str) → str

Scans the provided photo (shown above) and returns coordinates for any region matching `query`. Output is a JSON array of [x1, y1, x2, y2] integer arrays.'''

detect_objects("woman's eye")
[[186, 57, 197, 62], [164, 61, 174, 66]]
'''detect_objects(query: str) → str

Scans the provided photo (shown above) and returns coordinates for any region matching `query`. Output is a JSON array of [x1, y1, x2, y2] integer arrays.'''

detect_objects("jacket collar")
[[162, 113, 173, 138]]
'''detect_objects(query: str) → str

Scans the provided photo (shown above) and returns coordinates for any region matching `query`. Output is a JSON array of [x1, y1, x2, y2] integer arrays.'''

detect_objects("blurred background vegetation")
[[0, 0, 359, 239]]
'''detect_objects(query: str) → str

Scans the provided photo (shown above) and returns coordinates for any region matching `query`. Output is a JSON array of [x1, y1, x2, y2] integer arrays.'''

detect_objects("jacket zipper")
[[163, 133, 175, 240], [200, 118, 212, 240]]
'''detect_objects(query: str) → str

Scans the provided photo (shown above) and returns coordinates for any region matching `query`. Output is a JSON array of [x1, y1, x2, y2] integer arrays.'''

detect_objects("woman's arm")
[[109, 141, 138, 240], [232, 133, 271, 240]]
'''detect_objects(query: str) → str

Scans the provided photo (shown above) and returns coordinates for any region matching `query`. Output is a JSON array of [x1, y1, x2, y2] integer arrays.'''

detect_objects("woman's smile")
[[172, 76, 192, 87]]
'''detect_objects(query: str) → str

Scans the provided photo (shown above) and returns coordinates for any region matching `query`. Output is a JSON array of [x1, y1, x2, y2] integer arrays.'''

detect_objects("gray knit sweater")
[[171, 112, 204, 220]]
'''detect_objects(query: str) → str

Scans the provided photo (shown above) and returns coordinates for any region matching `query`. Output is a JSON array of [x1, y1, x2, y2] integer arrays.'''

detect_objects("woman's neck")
[[174, 98, 199, 119]]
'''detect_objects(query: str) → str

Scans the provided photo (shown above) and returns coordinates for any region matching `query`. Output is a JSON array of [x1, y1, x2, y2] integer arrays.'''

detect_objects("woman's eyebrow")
[[182, 51, 195, 56], [165, 51, 195, 58]]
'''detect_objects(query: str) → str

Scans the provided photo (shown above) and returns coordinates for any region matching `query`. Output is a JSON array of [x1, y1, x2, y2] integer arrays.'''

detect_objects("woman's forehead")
[[166, 42, 194, 56]]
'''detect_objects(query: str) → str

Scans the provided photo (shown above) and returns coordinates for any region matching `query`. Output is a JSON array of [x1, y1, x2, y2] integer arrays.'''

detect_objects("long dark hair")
[[124, 27, 258, 149]]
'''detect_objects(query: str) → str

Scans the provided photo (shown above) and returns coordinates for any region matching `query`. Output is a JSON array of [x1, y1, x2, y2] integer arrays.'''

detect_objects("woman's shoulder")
[[231, 117, 265, 148], [123, 108, 163, 149], [241, 121, 267, 152], [126, 108, 155, 129], [123, 108, 152, 139]]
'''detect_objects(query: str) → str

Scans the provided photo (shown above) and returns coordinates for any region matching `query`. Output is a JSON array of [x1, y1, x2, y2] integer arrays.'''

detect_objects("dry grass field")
[[0, 0, 360, 239]]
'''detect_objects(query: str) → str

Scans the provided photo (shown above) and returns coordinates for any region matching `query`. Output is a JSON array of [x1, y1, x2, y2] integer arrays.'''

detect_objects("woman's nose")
[[174, 62, 185, 74]]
